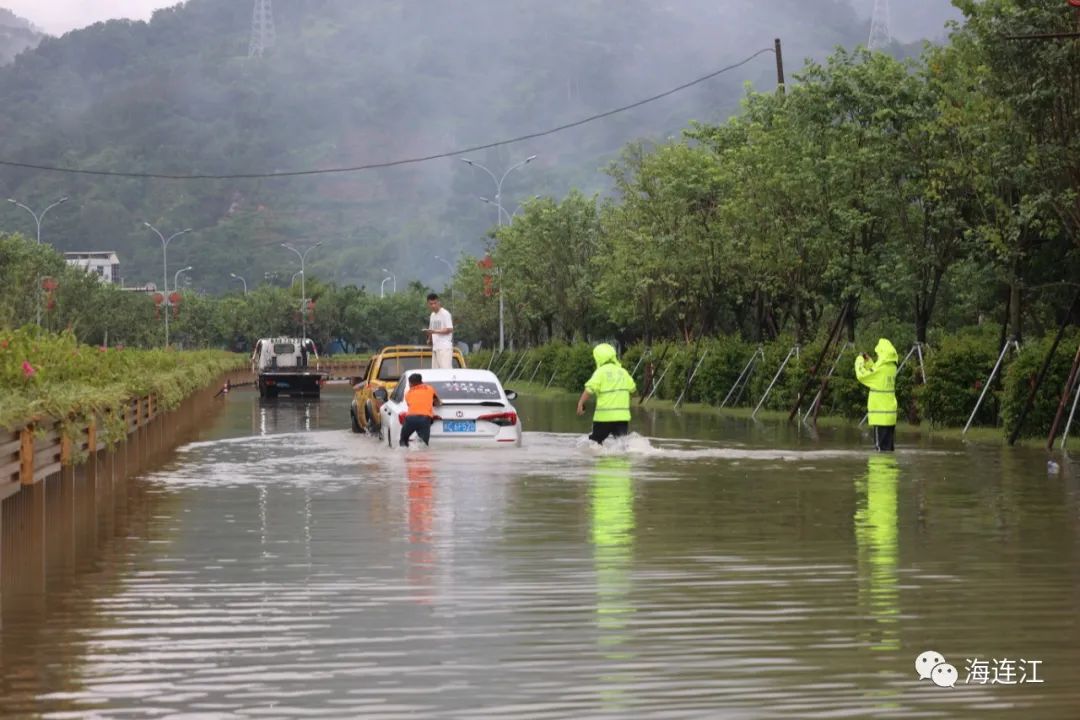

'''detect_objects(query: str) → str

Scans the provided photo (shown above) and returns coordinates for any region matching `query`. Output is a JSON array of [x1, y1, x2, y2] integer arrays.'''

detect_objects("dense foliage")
[[0, 234, 437, 353], [451, 2, 1080, 352]]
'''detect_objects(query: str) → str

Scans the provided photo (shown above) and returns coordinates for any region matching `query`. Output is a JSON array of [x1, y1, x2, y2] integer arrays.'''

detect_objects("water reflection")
[[855, 455, 900, 653], [406, 454, 436, 604], [591, 456, 636, 710]]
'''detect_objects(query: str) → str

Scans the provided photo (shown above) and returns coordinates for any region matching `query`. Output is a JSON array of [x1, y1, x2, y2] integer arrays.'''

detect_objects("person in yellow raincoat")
[[855, 338, 898, 452], [577, 343, 637, 445]]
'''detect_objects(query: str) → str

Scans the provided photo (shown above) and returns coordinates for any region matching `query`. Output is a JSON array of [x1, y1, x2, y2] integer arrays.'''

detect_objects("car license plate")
[[443, 420, 476, 433]]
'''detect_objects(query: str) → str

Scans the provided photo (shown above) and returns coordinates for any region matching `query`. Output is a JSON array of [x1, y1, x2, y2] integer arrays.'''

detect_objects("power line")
[[0, 48, 775, 182]]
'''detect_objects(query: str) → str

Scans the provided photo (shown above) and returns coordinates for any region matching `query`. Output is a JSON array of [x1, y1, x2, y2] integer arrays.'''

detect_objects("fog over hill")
[[0, 0, 963, 293]]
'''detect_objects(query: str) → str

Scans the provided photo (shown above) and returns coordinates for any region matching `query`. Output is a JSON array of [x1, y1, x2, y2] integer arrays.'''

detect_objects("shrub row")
[[471, 327, 1080, 438], [1, 327, 246, 438]]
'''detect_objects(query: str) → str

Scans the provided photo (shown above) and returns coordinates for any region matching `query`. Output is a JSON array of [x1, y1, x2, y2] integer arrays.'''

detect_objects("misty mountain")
[[849, 0, 961, 42], [0, 7, 42, 65], [0, 0, 960, 294]]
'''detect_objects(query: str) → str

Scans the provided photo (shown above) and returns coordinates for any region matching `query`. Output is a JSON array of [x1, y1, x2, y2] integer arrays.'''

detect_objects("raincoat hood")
[[593, 343, 618, 367], [874, 338, 898, 365]]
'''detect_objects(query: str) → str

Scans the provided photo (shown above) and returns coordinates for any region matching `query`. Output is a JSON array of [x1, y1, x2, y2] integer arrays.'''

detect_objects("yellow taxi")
[[350, 345, 466, 434]]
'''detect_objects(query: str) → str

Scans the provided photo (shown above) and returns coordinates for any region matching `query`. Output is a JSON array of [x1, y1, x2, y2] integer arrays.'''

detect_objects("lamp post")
[[282, 242, 321, 341], [144, 222, 192, 348], [174, 266, 192, 292], [230, 272, 248, 295], [381, 268, 396, 294], [291, 271, 304, 286], [434, 255, 455, 303], [461, 154, 536, 350], [380, 276, 392, 299], [8, 196, 69, 244], [480, 197, 513, 225]]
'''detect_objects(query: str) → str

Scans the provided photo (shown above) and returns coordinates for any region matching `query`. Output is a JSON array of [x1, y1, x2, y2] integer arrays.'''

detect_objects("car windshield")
[[377, 355, 461, 380], [428, 380, 503, 402]]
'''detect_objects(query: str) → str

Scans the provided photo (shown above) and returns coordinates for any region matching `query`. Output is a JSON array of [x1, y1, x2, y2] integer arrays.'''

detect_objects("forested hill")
[[0, 0, 939, 293], [0, 8, 42, 64]]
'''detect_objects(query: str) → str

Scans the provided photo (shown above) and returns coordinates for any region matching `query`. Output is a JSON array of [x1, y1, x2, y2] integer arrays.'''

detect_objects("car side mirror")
[[373, 388, 389, 403], [505, 390, 518, 402]]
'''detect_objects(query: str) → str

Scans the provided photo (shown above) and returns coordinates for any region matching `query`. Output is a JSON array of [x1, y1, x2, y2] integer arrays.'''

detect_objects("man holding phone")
[[424, 293, 454, 369], [855, 338, 899, 451]]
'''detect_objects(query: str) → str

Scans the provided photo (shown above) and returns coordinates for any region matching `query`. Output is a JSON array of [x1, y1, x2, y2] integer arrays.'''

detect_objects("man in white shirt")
[[425, 293, 454, 368]]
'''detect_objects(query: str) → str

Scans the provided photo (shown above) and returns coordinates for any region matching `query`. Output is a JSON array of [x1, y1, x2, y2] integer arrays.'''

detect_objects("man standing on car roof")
[[401, 373, 442, 447], [577, 343, 637, 446], [425, 293, 454, 369]]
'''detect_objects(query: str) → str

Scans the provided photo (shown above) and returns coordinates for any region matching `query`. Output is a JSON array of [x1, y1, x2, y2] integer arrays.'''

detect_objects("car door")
[[382, 375, 408, 445]]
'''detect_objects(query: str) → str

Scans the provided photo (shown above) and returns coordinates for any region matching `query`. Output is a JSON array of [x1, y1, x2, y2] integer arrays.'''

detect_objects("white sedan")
[[377, 368, 523, 448]]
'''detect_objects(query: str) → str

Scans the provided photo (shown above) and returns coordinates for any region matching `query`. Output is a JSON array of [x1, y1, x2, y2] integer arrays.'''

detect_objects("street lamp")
[[381, 268, 396, 293], [144, 222, 192, 348], [479, 197, 514, 225], [282, 241, 321, 341], [291, 270, 304, 286], [8, 196, 69, 244], [174, 266, 192, 292], [230, 272, 248, 295], [461, 154, 536, 350], [380, 276, 392, 299], [434, 255, 455, 303]]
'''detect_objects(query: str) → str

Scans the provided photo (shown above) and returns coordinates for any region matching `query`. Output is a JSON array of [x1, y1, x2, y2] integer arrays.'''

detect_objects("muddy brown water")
[[1, 387, 1078, 718]]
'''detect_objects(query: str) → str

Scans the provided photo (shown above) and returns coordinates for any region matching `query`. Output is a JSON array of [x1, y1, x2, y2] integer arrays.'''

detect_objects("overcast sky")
[[6, 0, 175, 34], [8, 0, 960, 39]]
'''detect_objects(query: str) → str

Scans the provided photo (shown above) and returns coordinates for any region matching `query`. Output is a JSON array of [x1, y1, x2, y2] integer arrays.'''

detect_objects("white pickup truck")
[[251, 337, 327, 398]]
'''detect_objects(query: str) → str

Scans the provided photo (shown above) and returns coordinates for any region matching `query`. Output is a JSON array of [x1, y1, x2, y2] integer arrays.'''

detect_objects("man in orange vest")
[[401, 373, 442, 447]]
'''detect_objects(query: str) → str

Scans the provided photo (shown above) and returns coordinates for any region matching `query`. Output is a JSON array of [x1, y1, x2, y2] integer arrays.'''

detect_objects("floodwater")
[[2, 387, 1079, 719]]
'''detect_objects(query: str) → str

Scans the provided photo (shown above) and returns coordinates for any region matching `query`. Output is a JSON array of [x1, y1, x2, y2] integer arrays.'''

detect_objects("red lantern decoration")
[[479, 255, 495, 297]]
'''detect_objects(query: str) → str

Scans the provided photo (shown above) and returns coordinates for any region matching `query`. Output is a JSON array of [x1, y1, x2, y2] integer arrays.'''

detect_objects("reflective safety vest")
[[586, 344, 637, 423], [405, 384, 438, 417], [855, 338, 898, 427]]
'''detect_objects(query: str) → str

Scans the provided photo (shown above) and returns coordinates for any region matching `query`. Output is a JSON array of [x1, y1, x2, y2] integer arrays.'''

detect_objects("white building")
[[64, 251, 120, 284]]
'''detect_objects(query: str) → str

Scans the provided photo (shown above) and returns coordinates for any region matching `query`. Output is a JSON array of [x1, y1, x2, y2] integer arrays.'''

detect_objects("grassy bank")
[[477, 331, 1080, 443], [505, 380, 1035, 447], [1, 328, 245, 435]]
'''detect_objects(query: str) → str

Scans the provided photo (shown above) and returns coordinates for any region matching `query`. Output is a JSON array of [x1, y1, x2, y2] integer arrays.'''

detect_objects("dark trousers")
[[401, 415, 432, 447], [589, 421, 629, 445], [873, 425, 895, 452]]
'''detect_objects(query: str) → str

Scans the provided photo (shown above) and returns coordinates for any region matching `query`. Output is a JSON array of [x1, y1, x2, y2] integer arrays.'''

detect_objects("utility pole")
[[868, 0, 893, 50], [774, 38, 785, 96], [249, 0, 275, 58]]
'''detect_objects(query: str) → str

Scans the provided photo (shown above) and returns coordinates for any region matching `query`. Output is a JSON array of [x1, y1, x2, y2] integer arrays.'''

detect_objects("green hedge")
[[1002, 330, 1080, 439], [478, 328, 1080, 438], [1, 327, 245, 437]]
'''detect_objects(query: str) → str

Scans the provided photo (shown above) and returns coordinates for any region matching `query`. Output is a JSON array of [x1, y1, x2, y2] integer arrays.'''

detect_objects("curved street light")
[[174, 266, 192, 291], [460, 154, 536, 350], [434, 255, 455, 303], [8, 195, 69, 244], [144, 222, 192, 348], [381, 268, 396, 294], [380, 276, 392, 299], [230, 272, 248, 295], [282, 242, 321, 340]]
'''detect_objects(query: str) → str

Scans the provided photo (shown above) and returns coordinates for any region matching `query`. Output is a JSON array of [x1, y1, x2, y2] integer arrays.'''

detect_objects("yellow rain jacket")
[[584, 344, 637, 423], [855, 338, 898, 427]]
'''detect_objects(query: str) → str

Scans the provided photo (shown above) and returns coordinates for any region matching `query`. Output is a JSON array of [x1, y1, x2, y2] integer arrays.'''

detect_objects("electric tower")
[[249, 0, 275, 58], [868, 0, 892, 50]]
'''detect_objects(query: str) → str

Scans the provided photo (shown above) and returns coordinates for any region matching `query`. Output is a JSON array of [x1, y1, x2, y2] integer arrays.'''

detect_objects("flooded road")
[[2, 387, 1079, 718]]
